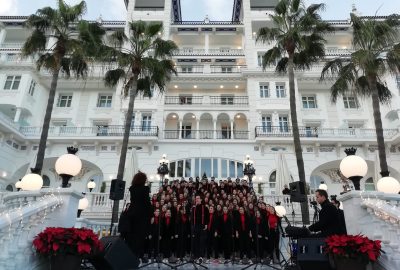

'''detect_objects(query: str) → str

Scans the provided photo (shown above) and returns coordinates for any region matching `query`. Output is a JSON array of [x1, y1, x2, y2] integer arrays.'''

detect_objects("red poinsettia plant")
[[33, 227, 103, 257], [325, 234, 383, 263]]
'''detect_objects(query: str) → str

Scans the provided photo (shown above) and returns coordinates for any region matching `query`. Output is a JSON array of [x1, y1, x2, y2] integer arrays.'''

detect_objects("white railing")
[[0, 42, 24, 49], [172, 48, 244, 56], [86, 190, 130, 213], [75, 218, 118, 238], [0, 191, 63, 270]]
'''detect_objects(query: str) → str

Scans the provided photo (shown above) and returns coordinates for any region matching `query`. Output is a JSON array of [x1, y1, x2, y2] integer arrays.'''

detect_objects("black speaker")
[[109, 179, 126, 200], [289, 181, 307, 202], [297, 237, 332, 270], [90, 236, 139, 270]]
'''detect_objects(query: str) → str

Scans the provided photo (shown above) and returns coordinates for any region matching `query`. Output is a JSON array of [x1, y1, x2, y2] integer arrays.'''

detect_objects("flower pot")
[[50, 254, 81, 270], [334, 257, 367, 270]]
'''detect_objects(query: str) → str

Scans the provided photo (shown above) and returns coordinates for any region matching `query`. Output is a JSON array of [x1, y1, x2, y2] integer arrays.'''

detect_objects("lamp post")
[[15, 179, 22, 191], [87, 179, 96, 192], [55, 147, 82, 188], [275, 202, 287, 218], [77, 192, 89, 218], [21, 168, 43, 191], [243, 154, 256, 189], [339, 147, 368, 190], [318, 181, 328, 191], [157, 154, 169, 187]]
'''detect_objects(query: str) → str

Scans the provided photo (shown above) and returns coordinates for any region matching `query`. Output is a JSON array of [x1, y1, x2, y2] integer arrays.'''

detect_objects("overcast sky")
[[0, 0, 398, 21]]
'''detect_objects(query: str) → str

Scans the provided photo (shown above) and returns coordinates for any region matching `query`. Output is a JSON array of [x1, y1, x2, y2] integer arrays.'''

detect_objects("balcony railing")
[[255, 126, 399, 139], [19, 125, 159, 137], [172, 48, 244, 56], [210, 65, 246, 73], [172, 21, 243, 25], [163, 130, 249, 140], [164, 96, 249, 105]]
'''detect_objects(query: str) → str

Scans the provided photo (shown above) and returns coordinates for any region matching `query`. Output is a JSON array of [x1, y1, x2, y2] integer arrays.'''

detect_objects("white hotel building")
[[0, 0, 400, 197]]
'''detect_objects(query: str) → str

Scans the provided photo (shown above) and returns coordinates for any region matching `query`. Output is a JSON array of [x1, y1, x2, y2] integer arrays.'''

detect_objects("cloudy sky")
[[0, 0, 398, 21]]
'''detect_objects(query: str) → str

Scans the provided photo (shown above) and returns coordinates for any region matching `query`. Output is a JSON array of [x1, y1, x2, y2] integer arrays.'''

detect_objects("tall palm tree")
[[103, 20, 177, 225], [256, 0, 333, 224], [22, 0, 105, 174], [321, 13, 400, 177]]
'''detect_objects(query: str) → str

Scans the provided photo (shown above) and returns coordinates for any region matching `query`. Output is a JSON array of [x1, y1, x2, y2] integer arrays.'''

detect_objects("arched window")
[[43, 175, 50, 187], [6, 184, 13, 192], [364, 177, 375, 191], [310, 175, 325, 194], [269, 170, 276, 192]]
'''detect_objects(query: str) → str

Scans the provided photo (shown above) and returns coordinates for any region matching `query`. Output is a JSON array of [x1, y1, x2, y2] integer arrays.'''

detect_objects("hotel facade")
[[0, 0, 400, 197]]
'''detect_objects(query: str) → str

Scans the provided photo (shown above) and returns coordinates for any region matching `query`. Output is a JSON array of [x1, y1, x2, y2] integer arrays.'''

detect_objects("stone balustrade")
[[75, 218, 118, 238], [340, 191, 400, 270]]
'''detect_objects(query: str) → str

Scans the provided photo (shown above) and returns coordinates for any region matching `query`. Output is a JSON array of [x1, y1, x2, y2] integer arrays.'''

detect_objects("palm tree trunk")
[[111, 74, 138, 226], [288, 55, 310, 224], [34, 68, 60, 174], [369, 76, 389, 176]]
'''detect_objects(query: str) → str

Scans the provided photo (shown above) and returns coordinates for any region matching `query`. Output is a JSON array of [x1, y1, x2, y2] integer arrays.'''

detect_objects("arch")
[[166, 112, 180, 120], [385, 110, 399, 121], [216, 113, 230, 121], [182, 112, 196, 120], [6, 184, 13, 192]]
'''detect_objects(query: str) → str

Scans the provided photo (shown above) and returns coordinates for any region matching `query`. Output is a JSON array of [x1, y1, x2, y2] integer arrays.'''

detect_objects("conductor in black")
[[308, 189, 342, 237], [192, 195, 209, 262]]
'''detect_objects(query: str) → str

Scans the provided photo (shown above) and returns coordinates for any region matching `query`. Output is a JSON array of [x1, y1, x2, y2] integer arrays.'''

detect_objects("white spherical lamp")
[[377, 176, 400, 194], [275, 204, 287, 218], [339, 148, 368, 190], [77, 193, 89, 218], [87, 179, 96, 192], [21, 171, 43, 191], [55, 147, 82, 188], [319, 181, 328, 191]]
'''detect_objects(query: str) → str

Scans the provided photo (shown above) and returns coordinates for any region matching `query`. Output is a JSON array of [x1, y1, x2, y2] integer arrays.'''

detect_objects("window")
[[4, 75, 21, 90], [279, 116, 289, 132], [221, 95, 234, 105], [131, 115, 135, 129], [221, 66, 232, 73], [262, 115, 272, 132], [302, 96, 317, 108], [259, 84, 269, 98], [343, 96, 358, 109], [57, 94, 72, 107], [181, 125, 192, 138], [276, 84, 286, 98], [52, 121, 67, 127], [141, 115, 152, 131], [179, 95, 192, 104], [269, 171, 276, 194], [181, 66, 193, 73], [257, 52, 265, 67], [28, 80, 36, 96], [396, 75, 400, 90], [97, 95, 112, 107]]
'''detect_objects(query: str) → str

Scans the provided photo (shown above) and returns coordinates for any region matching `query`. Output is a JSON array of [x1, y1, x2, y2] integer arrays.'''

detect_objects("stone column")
[[213, 120, 217, 139], [196, 119, 200, 139], [230, 120, 234, 139], [13, 107, 22, 123], [178, 120, 183, 139]]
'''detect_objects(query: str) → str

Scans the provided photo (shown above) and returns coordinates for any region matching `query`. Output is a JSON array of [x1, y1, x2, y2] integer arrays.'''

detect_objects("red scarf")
[[268, 214, 278, 230], [223, 213, 228, 223], [240, 214, 246, 231], [181, 214, 187, 223], [154, 216, 159, 225], [166, 217, 170, 226], [256, 217, 261, 225], [208, 213, 213, 230]]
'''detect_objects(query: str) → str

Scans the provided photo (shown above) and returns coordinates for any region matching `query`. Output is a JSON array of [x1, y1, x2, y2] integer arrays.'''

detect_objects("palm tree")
[[22, 0, 105, 174], [321, 13, 400, 177], [256, 0, 333, 224], [103, 20, 177, 225]]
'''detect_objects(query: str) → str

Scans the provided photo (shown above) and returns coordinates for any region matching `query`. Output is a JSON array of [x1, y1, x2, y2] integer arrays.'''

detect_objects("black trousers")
[[238, 232, 249, 258], [268, 230, 280, 260], [220, 234, 232, 259], [193, 225, 206, 258], [206, 232, 218, 258]]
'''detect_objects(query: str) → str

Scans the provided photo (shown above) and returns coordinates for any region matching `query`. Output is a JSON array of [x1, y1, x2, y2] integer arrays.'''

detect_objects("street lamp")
[[77, 192, 89, 218], [243, 154, 256, 188], [319, 181, 328, 191], [15, 179, 22, 191], [275, 202, 287, 218], [377, 172, 400, 194], [87, 179, 96, 192], [339, 147, 368, 190], [21, 168, 43, 191], [55, 147, 82, 188], [157, 154, 169, 187]]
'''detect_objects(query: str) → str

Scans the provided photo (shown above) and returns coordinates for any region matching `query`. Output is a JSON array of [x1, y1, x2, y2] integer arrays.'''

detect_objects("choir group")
[[123, 176, 284, 265]]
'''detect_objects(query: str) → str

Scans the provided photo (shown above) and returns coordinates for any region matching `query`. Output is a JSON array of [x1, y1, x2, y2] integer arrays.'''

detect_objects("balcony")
[[174, 65, 246, 74], [255, 126, 399, 139], [164, 96, 249, 106], [19, 125, 159, 137], [163, 129, 249, 140], [172, 48, 244, 56]]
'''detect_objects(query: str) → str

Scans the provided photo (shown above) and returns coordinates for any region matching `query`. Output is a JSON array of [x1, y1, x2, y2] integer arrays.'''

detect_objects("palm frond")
[[386, 43, 400, 75], [145, 23, 163, 38], [256, 27, 281, 44], [276, 57, 289, 73], [275, 0, 289, 15], [22, 29, 47, 56], [36, 53, 57, 71], [108, 29, 128, 48], [153, 38, 178, 58], [320, 58, 345, 80], [104, 68, 126, 87], [261, 47, 282, 70]]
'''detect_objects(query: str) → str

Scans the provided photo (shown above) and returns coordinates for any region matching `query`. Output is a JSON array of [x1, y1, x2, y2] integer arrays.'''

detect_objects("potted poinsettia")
[[325, 234, 383, 270], [33, 227, 103, 270]]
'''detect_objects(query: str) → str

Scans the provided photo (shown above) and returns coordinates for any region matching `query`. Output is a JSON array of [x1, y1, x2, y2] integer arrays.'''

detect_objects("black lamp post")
[[55, 147, 82, 188], [243, 154, 256, 188], [339, 147, 368, 190], [157, 154, 170, 187]]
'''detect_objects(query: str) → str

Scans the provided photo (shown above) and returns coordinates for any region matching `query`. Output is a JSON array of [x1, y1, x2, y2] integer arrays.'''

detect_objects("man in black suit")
[[308, 189, 342, 237], [191, 195, 209, 263]]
